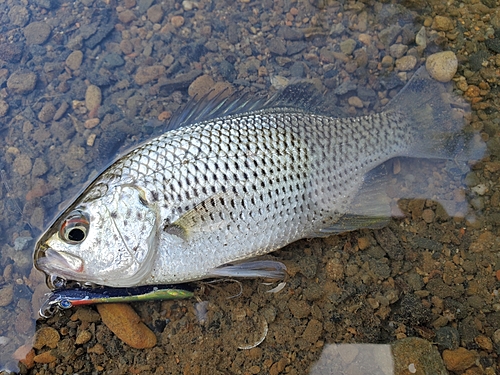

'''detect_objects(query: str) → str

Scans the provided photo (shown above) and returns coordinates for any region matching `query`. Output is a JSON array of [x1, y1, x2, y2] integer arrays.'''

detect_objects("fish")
[[33, 67, 483, 287]]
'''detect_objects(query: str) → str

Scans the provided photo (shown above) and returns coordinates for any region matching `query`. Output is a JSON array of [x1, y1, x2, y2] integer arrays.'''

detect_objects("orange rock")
[[442, 347, 477, 372], [33, 327, 60, 350], [33, 350, 57, 364], [13, 345, 35, 369], [97, 303, 157, 349]]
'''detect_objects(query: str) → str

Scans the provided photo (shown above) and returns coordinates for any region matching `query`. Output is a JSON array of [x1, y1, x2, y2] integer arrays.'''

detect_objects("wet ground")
[[0, 0, 499, 374]]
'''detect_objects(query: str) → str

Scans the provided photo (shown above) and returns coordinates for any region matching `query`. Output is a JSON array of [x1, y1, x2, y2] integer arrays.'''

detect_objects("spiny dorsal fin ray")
[[167, 82, 326, 132]]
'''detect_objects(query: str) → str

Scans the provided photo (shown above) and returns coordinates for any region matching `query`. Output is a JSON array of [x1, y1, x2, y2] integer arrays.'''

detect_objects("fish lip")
[[35, 248, 85, 279]]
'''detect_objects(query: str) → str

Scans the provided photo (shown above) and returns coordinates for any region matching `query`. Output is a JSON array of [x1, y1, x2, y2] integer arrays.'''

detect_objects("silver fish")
[[34, 67, 482, 287]]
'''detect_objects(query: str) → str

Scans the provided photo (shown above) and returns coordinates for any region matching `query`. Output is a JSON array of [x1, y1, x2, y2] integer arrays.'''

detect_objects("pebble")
[[134, 65, 166, 85], [7, 71, 37, 94], [0, 100, 9, 117], [325, 258, 344, 281], [188, 74, 215, 98], [23, 21, 51, 45], [0, 284, 14, 307], [14, 345, 35, 369], [474, 335, 493, 351], [442, 347, 477, 372], [33, 327, 60, 350], [8, 5, 30, 27], [97, 303, 157, 349], [425, 51, 458, 82], [381, 55, 393, 68], [66, 50, 83, 70], [120, 39, 134, 55], [302, 319, 322, 343], [421, 209, 435, 223], [415, 26, 427, 47], [348, 96, 363, 108], [13, 154, 32, 176], [392, 337, 448, 375], [85, 85, 102, 112], [84, 118, 100, 129], [38, 102, 56, 123], [171, 15, 185, 28], [118, 9, 136, 24], [75, 330, 92, 345], [435, 326, 460, 350], [432, 16, 454, 31], [339, 39, 356, 55], [395, 55, 417, 71], [389, 44, 408, 59], [147, 4, 163, 23], [33, 351, 57, 364]]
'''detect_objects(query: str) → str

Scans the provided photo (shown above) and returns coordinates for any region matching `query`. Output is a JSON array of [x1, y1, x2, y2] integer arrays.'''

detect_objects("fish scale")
[[34, 68, 483, 287]]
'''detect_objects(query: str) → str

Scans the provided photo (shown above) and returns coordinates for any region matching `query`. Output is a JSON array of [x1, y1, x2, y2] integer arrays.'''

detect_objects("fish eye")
[[59, 210, 90, 244]]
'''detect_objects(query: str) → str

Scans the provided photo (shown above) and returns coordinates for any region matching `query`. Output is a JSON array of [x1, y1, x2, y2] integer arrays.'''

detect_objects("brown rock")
[[120, 39, 134, 55], [33, 327, 60, 350], [14, 345, 35, 369], [474, 335, 493, 351], [85, 85, 101, 112], [66, 50, 83, 70], [171, 15, 185, 28], [147, 4, 163, 23], [97, 303, 157, 349], [348, 96, 363, 108], [134, 65, 166, 85], [7, 71, 37, 94], [88, 343, 105, 354], [188, 75, 215, 98], [432, 16, 454, 31], [0, 99, 9, 117], [38, 102, 56, 123], [118, 9, 136, 24], [33, 350, 57, 364], [24, 21, 51, 45], [75, 330, 92, 345], [84, 118, 100, 129], [426, 51, 458, 83], [302, 319, 322, 343], [13, 154, 32, 176], [442, 347, 477, 372], [0, 284, 14, 307]]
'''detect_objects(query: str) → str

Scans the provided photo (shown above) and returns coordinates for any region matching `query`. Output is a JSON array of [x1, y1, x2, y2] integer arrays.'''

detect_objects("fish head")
[[34, 183, 159, 287]]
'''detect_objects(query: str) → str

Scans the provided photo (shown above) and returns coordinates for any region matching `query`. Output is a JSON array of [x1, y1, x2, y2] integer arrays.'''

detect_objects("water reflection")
[[0, 0, 498, 373]]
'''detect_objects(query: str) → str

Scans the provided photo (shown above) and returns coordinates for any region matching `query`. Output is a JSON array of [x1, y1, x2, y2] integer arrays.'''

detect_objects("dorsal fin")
[[166, 82, 325, 132]]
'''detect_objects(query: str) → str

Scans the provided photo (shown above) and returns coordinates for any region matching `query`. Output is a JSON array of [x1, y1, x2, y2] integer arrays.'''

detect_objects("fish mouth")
[[35, 248, 85, 281]]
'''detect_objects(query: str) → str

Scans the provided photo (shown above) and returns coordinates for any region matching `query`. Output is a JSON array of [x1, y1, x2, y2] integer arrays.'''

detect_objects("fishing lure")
[[40, 284, 194, 318]]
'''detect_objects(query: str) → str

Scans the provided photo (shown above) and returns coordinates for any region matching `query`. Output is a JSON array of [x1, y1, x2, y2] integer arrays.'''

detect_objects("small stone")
[[23, 21, 51, 45], [421, 209, 435, 223], [358, 33, 371, 46], [33, 351, 57, 364], [66, 50, 83, 70], [7, 71, 37, 94], [348, 96, 363, 108], [0, 100, 9, 117], [8, 5, 30, 27], [392, 337, 448, 375], [87, 133, 96, 147], [425, 51, 458, 83], [84, 118, 100, 129], [381, 55, 394, 68], [14, 345, 35, 369], [38, 102, 56, 123], [147, 4, 163, 23], [340, 39, 356, 55], [85, 85, 102, 112], [288, 300, 310, 319], [415, 26, 426, 47], [120, 39, 134, 55], [432, 16, 454, 31], [357, 237, 371, 250], [13, 154, 32, 176], [302, 319, 322, 343], [395, 55, 417, 71], [134, 65, 166, 85], [75, 330, 92, 345], [493, 329, 500, 345], [171, 15, 185, 28], [33, 327, 60, 350], [390, 44, 408, 59], [188, 75, 215, 98], [118, 9, 136, 24], [442, 347, 477, 372], [71, 307, 101, 323], [474, 335, 493, 351], [0, 284, 14, 307], [88, 343, 105, 354], [97, 303, 157, 349], [325, 259, 344, 281]]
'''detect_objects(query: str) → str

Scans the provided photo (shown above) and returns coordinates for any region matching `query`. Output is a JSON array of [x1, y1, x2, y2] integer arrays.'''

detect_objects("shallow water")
[[0, 0, 499, 373]]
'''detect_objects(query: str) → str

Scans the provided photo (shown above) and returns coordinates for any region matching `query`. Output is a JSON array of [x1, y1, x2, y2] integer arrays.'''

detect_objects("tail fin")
[[386, 67, 485, 161]]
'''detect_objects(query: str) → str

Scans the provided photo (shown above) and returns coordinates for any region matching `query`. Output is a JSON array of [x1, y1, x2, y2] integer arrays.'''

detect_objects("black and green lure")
[[40, 284, 194, 318]]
